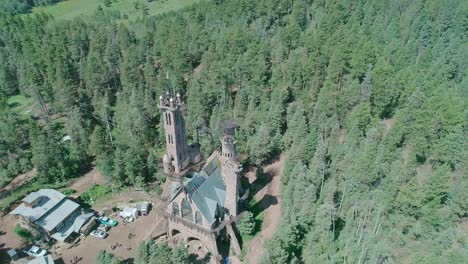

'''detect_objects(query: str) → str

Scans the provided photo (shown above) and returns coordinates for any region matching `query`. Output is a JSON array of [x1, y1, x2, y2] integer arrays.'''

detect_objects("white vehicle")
[[97, 224, 110, 232], [90, 230, 108, 239], [23, 245, 47, 257]]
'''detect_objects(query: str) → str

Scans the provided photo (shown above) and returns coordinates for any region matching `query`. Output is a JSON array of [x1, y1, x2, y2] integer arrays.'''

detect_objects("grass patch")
[[0, 180, 71, 212], [32, 0, 205, 21], [60, 188, 77, 196], [78, 184, 116, 205], [6, 95, 38, 116]]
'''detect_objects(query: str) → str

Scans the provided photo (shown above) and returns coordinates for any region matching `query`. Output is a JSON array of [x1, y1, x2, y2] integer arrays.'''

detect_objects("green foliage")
[[31, 0, 204, 21], [104, 0, 112, 8], [237, 211, 255, 236], [135, 240, 190, 264], [0, 108, 33, 187], [14, 224, 34, 242], [0, 0, 466, 263], [60, 188, 77, 196], [96, 250, 122, 264], [79, 185, 114, 204]]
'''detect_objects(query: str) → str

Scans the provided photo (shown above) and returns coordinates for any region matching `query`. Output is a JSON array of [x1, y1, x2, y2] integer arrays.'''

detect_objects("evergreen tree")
[[237, 210, 255, 235]]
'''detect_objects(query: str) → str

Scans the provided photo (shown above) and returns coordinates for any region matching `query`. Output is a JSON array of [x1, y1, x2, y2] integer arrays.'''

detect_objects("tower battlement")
[[159, 91, 183, 110]]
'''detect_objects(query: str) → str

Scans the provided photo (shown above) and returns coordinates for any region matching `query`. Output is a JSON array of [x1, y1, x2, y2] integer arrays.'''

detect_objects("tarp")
[[119, 207, 138, 218]]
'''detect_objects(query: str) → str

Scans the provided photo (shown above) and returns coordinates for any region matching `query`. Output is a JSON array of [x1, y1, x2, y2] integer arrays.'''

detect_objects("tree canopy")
[[0, 0, 466, 262]]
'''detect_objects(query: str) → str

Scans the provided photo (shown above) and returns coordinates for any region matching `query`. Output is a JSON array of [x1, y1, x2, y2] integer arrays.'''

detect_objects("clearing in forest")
[[32, 0, 205, 21]]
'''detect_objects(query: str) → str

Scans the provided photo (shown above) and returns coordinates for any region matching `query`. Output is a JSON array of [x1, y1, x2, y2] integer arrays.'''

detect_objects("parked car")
[[123, 216, 135, 224], [97, 216, 118, 226], [23, 245, 47, 257], [97, 224, 110, 232], [90, 230, 108, 239]]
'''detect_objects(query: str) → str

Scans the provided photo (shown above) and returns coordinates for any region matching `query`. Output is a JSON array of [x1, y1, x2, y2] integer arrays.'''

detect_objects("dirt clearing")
[[68, 167, 106, 195], [52, 206, 164, 264], [245, 155, 285, 264]]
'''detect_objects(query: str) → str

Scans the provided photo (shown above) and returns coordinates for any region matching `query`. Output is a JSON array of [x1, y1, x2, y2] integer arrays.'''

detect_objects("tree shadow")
[[7, 102, 20, 108], [216, 230, 230, 257], [122, 257, 134, 264], [243, 168, 275, 199], [0, 247, 12, 264], [250, 194, 278, 217], [230, 222, 245, 249], [189, 253, 211, 264], [54, 258, 65, 264]]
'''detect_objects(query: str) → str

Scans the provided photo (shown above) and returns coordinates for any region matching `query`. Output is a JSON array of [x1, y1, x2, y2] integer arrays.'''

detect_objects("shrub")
[[14, 224, 34, 242], [61, 188, 77, 196], [79, 185, 114, 204]]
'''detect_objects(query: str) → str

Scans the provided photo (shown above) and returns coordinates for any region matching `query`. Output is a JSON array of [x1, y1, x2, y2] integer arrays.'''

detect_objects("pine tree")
[[237, 211, 255, 235]]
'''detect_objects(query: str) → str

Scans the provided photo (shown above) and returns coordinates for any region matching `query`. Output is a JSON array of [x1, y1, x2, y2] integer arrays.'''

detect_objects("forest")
[[0, 0, 466, 263]]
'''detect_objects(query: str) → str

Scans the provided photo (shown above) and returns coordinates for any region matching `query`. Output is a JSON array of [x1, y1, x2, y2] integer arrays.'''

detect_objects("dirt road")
[[245, 155, 285, 264]]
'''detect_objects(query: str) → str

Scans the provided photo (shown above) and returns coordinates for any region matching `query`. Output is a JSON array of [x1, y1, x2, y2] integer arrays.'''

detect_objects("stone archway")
[[187, 237, 211, 262]]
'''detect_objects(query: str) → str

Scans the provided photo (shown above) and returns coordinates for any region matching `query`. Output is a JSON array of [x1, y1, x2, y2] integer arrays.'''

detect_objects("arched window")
[[165, 113, 170, 125], [181, 198, 193, 222], [195, 211, 202, 225], [172, 202, 179, 216]]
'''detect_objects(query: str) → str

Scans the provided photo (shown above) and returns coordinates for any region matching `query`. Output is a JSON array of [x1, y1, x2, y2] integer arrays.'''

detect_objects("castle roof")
[[171, 152, 227, 224]]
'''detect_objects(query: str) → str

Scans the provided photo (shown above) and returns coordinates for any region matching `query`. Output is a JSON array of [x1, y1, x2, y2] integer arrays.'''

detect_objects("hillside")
[[0, 0, 466, 263]]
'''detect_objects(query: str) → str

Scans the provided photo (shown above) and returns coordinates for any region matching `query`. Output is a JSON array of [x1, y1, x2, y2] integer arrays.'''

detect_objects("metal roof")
[[10, 189, 66, 221], [185, 153, 226, 224], [36, 198, 80, 231], [50, 212, 93, 241], [22, 192, 41, 204], [73, 213, 94, 232]]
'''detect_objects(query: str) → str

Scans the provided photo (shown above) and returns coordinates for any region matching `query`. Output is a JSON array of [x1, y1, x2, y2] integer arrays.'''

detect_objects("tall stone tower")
[[159, 92, 190, 175], [220, 122, 241, 217], [159, 91, 201, 182]]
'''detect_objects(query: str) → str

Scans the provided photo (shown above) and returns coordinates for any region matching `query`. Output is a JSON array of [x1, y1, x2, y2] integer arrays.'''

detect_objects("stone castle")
[[159, 92, 242, 262]]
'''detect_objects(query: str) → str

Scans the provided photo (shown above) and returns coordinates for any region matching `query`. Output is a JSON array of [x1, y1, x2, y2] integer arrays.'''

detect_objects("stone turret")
[[220, 135, 237, 161], [219, 121, 241, 217]]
